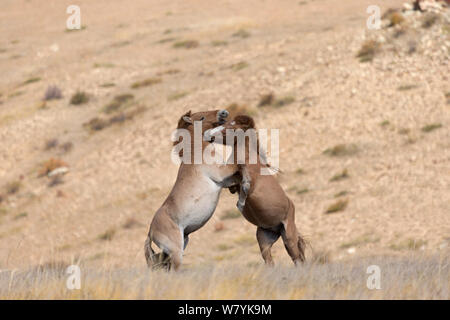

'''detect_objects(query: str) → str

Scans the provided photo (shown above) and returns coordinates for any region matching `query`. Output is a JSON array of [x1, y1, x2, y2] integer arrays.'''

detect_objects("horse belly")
[[180, 191, 220, 234]]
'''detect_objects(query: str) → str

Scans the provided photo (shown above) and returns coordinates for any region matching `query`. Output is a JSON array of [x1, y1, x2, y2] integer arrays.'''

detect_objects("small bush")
[[221, 210, 241, 220], [323, 144, 358, 157], [334, 190, 349, 198], [232, 29, 251, 38], [44, 86, 62, 101], [211, 40, 228, 47], [421, 123, 442, 133], [258, 93, 274, 107], [389, 12, 405, 27], [325, 199, 348, 214], [274, 96, 295, 107], [329, 169, 349, 182], [230, 61, 249, 72], [6, 181, 21, 195], [123, 217, 143, 229], [422, 13, 439, 29], [59, 142, 74, 153], [84, 117, 108, 131], [173, 40, 199, 49], [22, 77, 41, 86], [48, 176, 64, 188], [70, 91, 89, 105], [98, 228, 116, 241], [131, 78, 162, 89], [167, 91, 189, 101], [356, 40, 380, 63], [44, 139, 59, 150], [103, 94, 134, 114]]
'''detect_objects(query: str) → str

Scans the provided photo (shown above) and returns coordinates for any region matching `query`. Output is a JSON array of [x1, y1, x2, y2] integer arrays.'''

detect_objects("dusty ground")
[[0, 0, 449, 280]]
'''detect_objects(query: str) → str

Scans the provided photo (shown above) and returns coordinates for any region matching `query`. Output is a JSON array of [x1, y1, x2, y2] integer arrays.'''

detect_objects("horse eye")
[[199, 116, 205, 121]]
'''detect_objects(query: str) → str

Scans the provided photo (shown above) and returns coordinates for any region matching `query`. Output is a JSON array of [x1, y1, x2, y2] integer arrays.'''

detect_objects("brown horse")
[[206, 115, 306, 265]]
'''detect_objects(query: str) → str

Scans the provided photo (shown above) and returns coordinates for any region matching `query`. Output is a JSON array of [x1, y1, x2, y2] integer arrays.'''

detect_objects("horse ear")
[[178, 110, 192, 128], [234, 115, 255, 129]]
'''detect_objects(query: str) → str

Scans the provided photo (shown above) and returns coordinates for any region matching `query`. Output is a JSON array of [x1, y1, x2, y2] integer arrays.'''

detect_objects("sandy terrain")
[[0, 0, 449, 281]]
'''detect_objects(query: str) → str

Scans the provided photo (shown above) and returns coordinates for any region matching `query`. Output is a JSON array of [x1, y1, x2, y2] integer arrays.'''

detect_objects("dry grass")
[[221, 209, 241, 220], [98, 228, 116, 241], [230, 61, 249, 72], [103, 94, 134, 114], [5, 181, 21, 195], [232, 29, 251, 38], [325, 198, 348, 214], [70, 91, 89, 105], [0, 254, 448, 299], [356, 40, 380, 63], [131, 78, 162, 89], [421, 123, 442, 133], [173, 40, 199, 49], [323, 144, 358, 157], [330, 169, 349, 182]]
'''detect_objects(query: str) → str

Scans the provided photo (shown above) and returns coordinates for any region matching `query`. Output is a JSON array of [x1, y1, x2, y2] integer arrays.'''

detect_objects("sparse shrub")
[[48, 176, 64, 188], [340, 234, 380, 249], [217, 243, 232, 251], [44, 86, 62, 101], [100, 83, 115, 88], [311, 250, 331, 264], [168, 91, 189, 101], [296, 188, 309, 195], [93, 62, 115, 68], [258, 93, 274, 107], [422, 13, 439, 29], [70, 91, 89, 105], [221, 209, 241, 220], [234, 234, 254, 246], [131, 78, 162, 89], [389, 12, 405, 27], [173, 40, 199, 49], [325, 199, 348, 214], [421, 123, 442, 133], [397, 84, 418, 91], [380, 120, 390, 127], [6, 181, 21, 195], [390, 238, 427, 251], [232, 29, 251, 38], [274, 96, 295, 107], [44, 138, 59, 150], [157, 37, 177, 44], [323, 144, 358, 157], [103, 94, 134, 114], [22, 77, 41, 86], [334, 190, 349, 198], [84, 117, 108, 131], [230, 61, 249, 71], [98, 228, 116, 241], [39, 158, 68, 177], [123, 217, 143, 229], [211, 40, 228, 47], [14, 212, 28, 220], [329, 169, 349, 182], [59, 142, 74, 153], [356, 40, 380, 63], [296, 168, 305, 175], [0, 194, 4, 203]]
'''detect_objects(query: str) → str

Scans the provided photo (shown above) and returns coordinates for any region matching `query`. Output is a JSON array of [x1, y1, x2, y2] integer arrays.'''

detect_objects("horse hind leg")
[[256, 227, 280, 265], [280, 201, 305, 265]]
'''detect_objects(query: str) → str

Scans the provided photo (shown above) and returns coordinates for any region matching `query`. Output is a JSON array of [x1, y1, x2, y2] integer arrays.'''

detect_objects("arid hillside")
[[0, 0, 449, 276]]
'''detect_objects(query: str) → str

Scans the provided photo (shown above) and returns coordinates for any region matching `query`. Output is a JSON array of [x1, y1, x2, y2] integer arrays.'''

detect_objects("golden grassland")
[[0, 253, 448, 299]]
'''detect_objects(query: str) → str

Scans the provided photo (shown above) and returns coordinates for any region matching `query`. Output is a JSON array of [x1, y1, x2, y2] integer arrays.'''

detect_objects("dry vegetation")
[[0, 254, 448, 299]]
